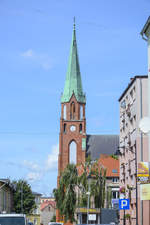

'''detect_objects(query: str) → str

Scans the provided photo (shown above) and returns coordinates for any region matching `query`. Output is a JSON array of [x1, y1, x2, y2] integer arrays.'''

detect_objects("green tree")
[[50, 215, 56, 222], [106, 187, 112, 208], [90, 161, 107, 209], [12, 179, 36, 214], [53, 164, 78, 223], [54, 159, 108, 223], [77, 157, 91, 207]]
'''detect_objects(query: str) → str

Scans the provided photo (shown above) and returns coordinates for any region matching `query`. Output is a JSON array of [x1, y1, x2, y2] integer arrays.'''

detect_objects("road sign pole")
[[123, 209, 126, 225]]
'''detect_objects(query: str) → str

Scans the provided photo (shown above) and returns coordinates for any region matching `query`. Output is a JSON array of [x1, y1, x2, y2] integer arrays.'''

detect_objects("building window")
[[130, 89, 133, 98], [63, 105, 66, 120], [112, 191, 118, 199], [121, 100, 126, 109], [69, 141, 77, 164], [112, 177, 119, 183], [80, 105, 83, 119], [64, 123, 66, 133], [112, 177, 118, 183], [79, 124, 82, 133], [70, 102, 75, 120]]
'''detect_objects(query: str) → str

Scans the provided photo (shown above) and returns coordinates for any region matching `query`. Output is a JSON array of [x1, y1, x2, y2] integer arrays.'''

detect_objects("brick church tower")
[[58, 21, 86, 181]]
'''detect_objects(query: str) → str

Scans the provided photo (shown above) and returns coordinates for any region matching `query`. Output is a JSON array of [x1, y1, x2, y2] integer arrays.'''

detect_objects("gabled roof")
[[0, 179, 10, 185], [61, 21, 86, 103], [140, 16, 150, 38], [86, 135, 119, 160], [40, 200, 56, 211]]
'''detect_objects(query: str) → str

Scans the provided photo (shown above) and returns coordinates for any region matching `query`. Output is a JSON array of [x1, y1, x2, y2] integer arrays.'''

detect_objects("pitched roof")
[[118, 75, 148, 101], [86, 135, 119, 160], [98, 154, 119, 177], [40, 200, 56, 211], [0, 179, 9, 183], [140, 16, 150, 38], [32, 191, 42, 196], [61, 21, 86, 103]]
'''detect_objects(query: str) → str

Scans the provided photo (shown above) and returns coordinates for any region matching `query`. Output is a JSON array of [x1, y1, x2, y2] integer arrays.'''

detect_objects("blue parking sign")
[[119, 199, 130, 210]]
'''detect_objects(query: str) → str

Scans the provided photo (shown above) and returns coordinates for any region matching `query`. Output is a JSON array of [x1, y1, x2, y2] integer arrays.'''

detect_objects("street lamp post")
[[86, 175, 91, 225]]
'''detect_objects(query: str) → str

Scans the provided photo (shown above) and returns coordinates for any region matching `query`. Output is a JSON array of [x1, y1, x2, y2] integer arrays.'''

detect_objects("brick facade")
[[58, 94, 86, 180]]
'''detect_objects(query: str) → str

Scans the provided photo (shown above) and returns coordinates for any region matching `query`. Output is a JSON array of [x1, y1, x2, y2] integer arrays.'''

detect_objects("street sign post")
[[119, 199, 130, 225], [119, 199, 130, 210]]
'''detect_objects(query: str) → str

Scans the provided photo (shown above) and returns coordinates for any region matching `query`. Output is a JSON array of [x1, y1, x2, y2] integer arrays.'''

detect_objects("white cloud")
[[22, 143, 59, 183], [26, 172, 42, 182], [21, 49, 34, 57], [21, 49, 52, 70], [45, 144, 59, 171], [23, 160, 40, 171]]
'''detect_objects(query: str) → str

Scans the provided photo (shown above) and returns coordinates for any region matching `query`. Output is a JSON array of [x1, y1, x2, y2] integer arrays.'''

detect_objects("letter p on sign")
[[119, 199, 130, 210]]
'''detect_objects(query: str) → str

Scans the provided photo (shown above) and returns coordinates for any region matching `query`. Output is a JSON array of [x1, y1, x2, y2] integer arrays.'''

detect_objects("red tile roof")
[[98, 154, 119, 177], [40, 200, 56, 211]]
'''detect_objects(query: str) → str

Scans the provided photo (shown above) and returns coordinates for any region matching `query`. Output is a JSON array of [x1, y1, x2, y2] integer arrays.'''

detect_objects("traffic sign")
[[119, 199, 130, 210]]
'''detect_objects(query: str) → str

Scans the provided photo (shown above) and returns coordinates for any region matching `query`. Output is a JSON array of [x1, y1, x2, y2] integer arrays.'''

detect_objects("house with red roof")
[[40, 200, 56, 225]]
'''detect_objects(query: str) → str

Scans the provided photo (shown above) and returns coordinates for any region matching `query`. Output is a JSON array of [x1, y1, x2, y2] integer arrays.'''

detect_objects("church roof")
[[61, 20, 86, 103], [86, 135, 119, 160]]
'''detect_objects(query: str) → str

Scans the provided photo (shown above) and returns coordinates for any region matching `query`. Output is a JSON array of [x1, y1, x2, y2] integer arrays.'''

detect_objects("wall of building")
[[41, 205, 56, 225], [0, 181, 13, 213], [119, 76, 150, 225]]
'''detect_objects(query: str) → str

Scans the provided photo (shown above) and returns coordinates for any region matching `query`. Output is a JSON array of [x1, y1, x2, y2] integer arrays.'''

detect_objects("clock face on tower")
[[70, 125, 76, 132]]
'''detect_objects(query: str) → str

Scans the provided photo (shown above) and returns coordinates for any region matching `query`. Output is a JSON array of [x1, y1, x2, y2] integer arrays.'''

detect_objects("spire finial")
[[73, 16, 76, 30]]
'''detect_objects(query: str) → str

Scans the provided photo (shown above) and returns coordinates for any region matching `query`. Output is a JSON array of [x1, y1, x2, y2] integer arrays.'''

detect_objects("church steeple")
[[61, 19, 86, 103]]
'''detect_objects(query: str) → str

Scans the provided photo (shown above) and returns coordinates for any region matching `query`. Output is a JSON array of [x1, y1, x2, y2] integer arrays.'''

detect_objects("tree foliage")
[[54, 158, 107, 223], [12, 179, 36, 214], [50, 215, 56, 222], [77, 156, 91, 207], [90, 162, 106, 208], [106, 187, 112, 208], [53, 164, 78, 223]]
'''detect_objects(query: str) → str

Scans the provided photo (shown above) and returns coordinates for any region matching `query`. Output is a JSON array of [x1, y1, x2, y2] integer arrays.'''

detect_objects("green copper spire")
[[61, 19, 86, 103]]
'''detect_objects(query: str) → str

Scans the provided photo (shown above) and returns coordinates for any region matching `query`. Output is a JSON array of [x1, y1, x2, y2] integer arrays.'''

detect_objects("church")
[[56, 20, 120, 224], [58, 21, 119, 179]]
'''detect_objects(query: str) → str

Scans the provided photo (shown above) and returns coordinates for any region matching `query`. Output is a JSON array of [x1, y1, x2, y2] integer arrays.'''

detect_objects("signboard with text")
[[138, 162, 150, 184], [140, 184, 150, 200], [88, 214, 96, 221]]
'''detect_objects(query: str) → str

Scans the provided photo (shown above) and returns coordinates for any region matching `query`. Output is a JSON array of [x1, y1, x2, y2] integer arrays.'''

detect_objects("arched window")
[[64, 123, 66, 133], [69, 141, 77, 164], [63, 105, 66, 120], [70, 102, 75, 120], [80, 105, 83, 119], [79, 124, 82, 133]]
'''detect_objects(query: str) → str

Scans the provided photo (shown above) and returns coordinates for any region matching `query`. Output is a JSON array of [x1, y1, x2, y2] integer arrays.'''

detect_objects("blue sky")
[[0, 0, 149, 195]]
